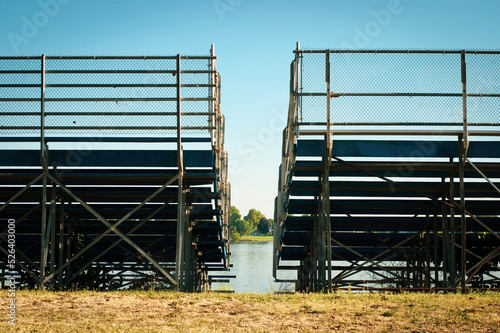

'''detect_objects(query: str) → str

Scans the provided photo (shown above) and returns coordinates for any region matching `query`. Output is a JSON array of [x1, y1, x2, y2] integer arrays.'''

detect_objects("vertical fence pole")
[[40, 54, 47, 169], [325, 50, 332, 292], [296, 41, 302, 125], [40, 54, 47, 284], [209, 45, 215, 147], [425, 227, 431, 288], [458, 135, 467, 292], [175, 54, 185, 291], [58, 200, 65, 287], [461, 51, 468, 152], [49, 184, 57, 287], [460, 50, 468, 292], [176, 54, 183, 169], [441, 197, 450, 286], [449, 168, 457, 289], [433, 214, 439, 285], [65, 217, 72, 284], [41, 176, 47, 283]]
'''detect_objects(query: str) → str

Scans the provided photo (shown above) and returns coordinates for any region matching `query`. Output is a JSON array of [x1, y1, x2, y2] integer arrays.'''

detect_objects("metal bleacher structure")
[[274, 44, 500, 292], [0, 46, 230, 291]]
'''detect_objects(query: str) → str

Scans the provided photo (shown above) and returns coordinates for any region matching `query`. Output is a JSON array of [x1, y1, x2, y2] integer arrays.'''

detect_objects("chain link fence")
[[295, 50, 500, 125], [0, 55, 217, 136]]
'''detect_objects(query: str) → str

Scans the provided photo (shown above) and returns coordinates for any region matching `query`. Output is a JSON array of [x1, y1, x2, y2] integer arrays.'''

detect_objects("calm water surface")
[[212, 242, 296, 293]]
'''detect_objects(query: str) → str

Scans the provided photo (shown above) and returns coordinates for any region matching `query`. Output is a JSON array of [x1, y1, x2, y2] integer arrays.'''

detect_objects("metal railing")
[[293, 48, 500, 127], [0, 54, 219, 136]]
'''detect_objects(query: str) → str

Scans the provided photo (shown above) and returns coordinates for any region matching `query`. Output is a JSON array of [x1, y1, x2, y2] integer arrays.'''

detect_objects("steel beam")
[[63, 201, 173, 287], [0, 173, 44, 213], [0, 245, 41, 283], [42, 173, 179, 286], [40, 175, 47, 281], [58, 200, 64, 287]]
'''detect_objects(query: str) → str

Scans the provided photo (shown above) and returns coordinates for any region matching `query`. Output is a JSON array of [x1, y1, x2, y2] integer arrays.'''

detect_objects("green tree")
[[230, 230, 241, 241], [257, 217, 270, 234], [232, 219, 252, 236], [230, 206, 241, 223], [229, 206, 252, 238], [244, 208, 265, 234]]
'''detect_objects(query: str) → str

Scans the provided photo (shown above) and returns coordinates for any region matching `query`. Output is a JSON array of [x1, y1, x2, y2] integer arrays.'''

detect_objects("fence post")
[[461, 50, 468, 153], [175, 54, 185, 291], [325, 50, 332, 292], [40, 54, 48, 284]]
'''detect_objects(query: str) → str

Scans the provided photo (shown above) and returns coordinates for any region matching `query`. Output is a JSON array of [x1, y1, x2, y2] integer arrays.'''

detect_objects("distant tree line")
[[229, 206, 272, 241]]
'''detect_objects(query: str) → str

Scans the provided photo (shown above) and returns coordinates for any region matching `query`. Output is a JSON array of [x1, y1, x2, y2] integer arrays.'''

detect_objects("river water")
[[211, 242, 296, 293]]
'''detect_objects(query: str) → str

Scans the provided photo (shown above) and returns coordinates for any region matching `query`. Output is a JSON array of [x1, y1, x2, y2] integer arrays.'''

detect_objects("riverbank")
[[234, 234, 273, 242], [1, 290, 499, 332]]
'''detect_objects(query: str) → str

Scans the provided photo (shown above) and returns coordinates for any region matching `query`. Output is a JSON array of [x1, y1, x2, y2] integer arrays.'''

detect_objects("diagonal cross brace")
[[0, 245, 42, 283], [0, 232, 40, 271], [332, 232, 424, 284], [0, 173, 44, 213], [1, 202, 41, 239], [63, 201, 173, 287], [465, 245, 500, 284], [466, 158, 500, 195], [329, 236, 404, 282], [331, 156, 459, 211], [463, 208, 500, 243], [41, 173, 179, 286], [102, 235, 172, 284]]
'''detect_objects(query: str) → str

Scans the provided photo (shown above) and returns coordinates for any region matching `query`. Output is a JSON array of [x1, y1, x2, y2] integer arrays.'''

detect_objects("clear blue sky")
[[1, 0, 499, 217]]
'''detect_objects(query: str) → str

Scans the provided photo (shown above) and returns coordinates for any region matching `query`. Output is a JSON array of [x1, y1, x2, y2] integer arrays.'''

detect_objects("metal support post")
[[460, 53, 468, 292], [458, 135, 467, 292], [441, 179, 451, 286], [449, 166, 457, 289], [442, 201, 450, 286], [425, 227, 431, 288], [311, 205, 318, 291], [58, 200, 65, 287], [461, 50, 468, 153], [66, 216, 72, 284], [296, 41, 302, 124], [184, 196, 194, 291], [41, 175, 47, 283], [325, 50, 332, 292], [209, 45, 216, 144], [49, 196, 56, 287], [175, 53, 186, 291], [47, 184, 57, 287], [433, 214, 439, 286], [40, 54, 48, 284], [40, 54, 48, 171]]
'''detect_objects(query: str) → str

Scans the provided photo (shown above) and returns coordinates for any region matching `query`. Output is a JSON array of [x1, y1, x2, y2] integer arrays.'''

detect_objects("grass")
[[2, 290, 500, 332], [237, 234, 273, 242]]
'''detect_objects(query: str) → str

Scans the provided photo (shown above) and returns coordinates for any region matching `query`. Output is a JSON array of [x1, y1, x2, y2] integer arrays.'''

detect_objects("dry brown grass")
[[1, 289, 500, 332]]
